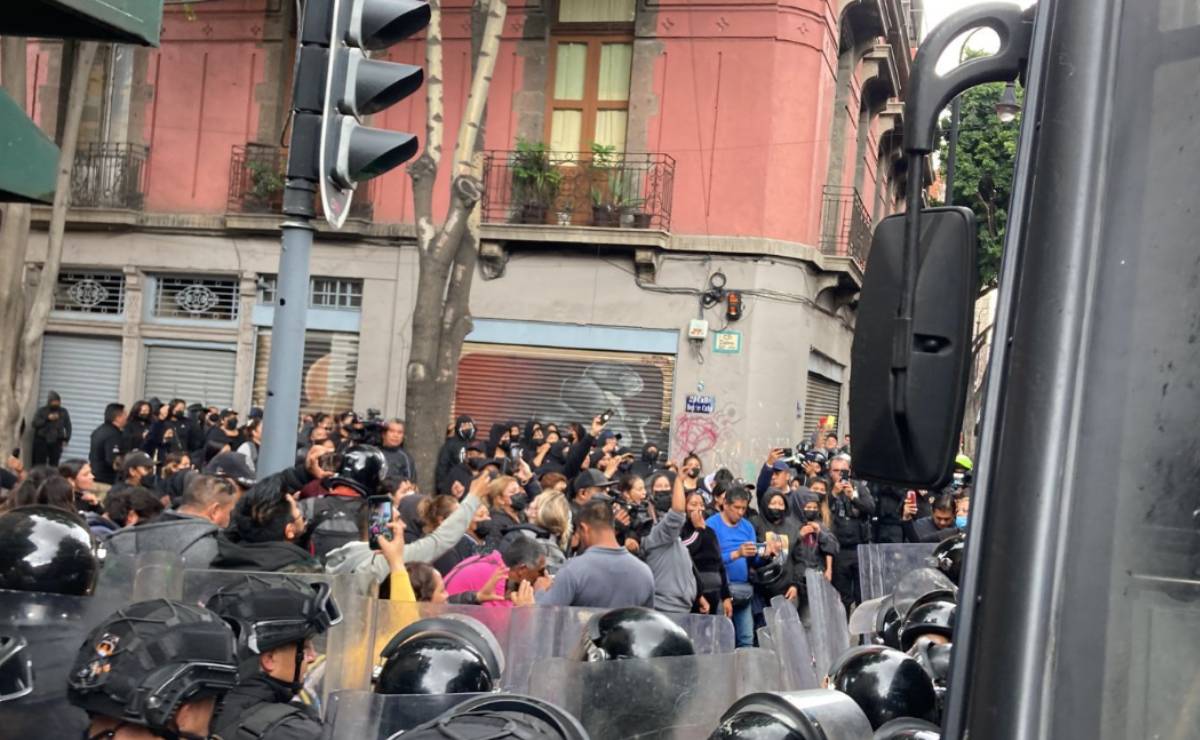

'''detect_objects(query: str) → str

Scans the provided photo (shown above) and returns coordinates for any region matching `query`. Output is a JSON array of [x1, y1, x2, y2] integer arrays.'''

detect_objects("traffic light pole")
[[258, 180, 317, 479]]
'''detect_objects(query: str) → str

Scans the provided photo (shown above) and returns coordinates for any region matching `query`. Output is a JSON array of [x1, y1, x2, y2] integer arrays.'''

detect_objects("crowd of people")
[[0, 390, 975, 739]]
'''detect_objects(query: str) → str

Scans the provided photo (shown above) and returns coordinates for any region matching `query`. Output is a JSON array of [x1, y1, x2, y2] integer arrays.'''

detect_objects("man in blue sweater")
[[706, 485, 778, 646]]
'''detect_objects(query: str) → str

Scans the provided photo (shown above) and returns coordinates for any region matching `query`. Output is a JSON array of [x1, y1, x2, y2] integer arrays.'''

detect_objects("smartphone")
[[906, 491, 917, 508], [367, 495, 393, 550], [509, 445, 523, 463], [656, 449, 670, 466], [599, 408, 615, 425]]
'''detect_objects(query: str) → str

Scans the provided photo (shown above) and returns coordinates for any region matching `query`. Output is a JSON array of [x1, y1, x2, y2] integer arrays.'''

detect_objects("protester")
[[104, 486, 164, 527], [212, 477, 321, 573], [483, 474, 528, 547], [435, 415, 476, 494], [902, 492, 960, 543], [236, 418, 262, 473], [109, 449, 156, 498], [536, 498, 655, 608], [532, 488, 572, 573], [122, 400, 154, 453], [828, 453, 875, 608], [31, 390, 71, 466], [105, 474, 238, 567], [379, 418, 416, 481], [443, 536, 545, 608], [683, 490, 732, 617], [708, 485, 778, 647], [641, 464, 698, 613], [58, 458, 100, 509]]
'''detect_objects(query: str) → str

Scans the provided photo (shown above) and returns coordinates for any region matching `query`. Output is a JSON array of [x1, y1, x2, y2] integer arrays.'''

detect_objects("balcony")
[[227, 144, 374, 220], [481, 149, 674, 231], [819, 185, 873, 267], [71, 143, 148, 210]]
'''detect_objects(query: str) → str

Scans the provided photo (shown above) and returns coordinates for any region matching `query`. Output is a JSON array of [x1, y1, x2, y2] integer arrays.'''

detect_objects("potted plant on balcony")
[[510, 138, 562, 224], [245, 157, 284, 213], [587, 144, 650, 227]]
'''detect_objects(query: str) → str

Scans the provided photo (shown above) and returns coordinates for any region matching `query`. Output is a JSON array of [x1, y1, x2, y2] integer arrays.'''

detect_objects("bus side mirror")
[[850, 207, 979, 488]]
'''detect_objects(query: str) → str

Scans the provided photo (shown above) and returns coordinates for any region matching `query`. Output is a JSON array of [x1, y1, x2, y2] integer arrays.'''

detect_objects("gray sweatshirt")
[[641, 509, 698, 613], [324, 493, 481, 583]]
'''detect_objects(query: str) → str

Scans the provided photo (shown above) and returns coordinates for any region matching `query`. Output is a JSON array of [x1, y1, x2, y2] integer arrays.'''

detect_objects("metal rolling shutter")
[[453, 342, 676, 451], [804, 371, 842, 439], [143, 345, 236, 408], [38, 334, 123, 460], [252, 329, 359, 416]]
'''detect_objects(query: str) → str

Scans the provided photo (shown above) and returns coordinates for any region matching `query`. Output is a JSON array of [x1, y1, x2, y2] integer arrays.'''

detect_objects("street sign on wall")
[[5, 0, 165, 46]]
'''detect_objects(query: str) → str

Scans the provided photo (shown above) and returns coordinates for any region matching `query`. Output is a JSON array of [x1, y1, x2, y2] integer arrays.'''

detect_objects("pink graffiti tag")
[[674, 413, 722, 457]]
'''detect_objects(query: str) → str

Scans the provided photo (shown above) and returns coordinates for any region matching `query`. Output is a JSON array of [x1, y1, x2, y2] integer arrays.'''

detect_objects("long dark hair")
[[405, 562, 441, 601]]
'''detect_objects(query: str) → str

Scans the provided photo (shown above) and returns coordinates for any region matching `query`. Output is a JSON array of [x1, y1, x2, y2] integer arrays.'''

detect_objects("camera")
[[348, 408, 385, 447], [754, 542, 770, 558], [617, 499, 654, 540], [781, 442, 827, 472]]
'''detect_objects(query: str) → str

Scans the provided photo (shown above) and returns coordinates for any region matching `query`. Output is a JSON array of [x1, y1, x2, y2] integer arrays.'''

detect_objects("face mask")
[[224, 418, 237, 431], [510, 492, 529, 512], [803, 509, 821, 522], [763, 507, 786, 524], [474, 519, 495, 539], [955, 515, 968, 529], [643, 449, 658, 463], [174, 409, 186, 420], [652, 492, 673, 513], [459, 425, 475, 441]]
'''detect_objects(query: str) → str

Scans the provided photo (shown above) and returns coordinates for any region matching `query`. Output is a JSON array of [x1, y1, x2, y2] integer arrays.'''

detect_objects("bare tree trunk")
[[0, 38, 32, 458], [10, 42, 100, 457], [405, 0, 507, 493], [961, 322, 994, 458]]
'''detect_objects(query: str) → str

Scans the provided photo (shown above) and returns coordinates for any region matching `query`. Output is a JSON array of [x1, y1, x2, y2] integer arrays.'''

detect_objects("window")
[[151, 275, 239, 322], [256, 275, 363, 311], [53, 270, 126, 315], [546, 1, 635, 157]]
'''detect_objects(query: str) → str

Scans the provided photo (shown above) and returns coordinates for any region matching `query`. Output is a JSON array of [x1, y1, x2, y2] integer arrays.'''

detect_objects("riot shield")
[[804, 570, 851, 682], [849, 594, 892, 636], [365, 602, 735, 695], [763, 596, 820, 691], [94, 550, 186, 600], [890, 567, 957, 619], [324, 689, 483, 739], [174, 568, 376, 709], [0, 586, 136, 737], [712, 690, 874, 740], [526, 649, 783, 740], [856, 543, 938, 602]]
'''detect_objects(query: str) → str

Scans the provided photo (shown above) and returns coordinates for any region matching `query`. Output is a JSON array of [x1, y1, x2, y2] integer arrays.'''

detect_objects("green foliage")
[[587, 142, 643, 211], [936, 81, 1023, 292], [246, 158, 283, 202], [511, 138, 563, 205]]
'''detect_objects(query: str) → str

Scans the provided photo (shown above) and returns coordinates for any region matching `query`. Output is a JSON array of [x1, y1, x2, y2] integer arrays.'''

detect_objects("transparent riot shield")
[[526, 648, 783, 740], [364, 601, 735, 695], [324, 689, 485, 739], [0, 586, 136, 737], [763, 596, 820, 691], [856, 543, 938, 602], [173, 568, 376, 710], [890, 567, 957, 619], [94, 551, 186, 601], [712, 690, 874, 740], [849, 594, 892, 636], [804, 570, 851, 682]]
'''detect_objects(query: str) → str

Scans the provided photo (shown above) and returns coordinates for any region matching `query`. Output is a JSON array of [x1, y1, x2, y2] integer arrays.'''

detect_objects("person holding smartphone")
[[827, 454, 875, 610]]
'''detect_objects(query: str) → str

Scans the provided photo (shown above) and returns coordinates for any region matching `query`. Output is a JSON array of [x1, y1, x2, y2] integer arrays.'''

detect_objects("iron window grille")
[[151, 275, 239, 321], [256, 275, 363, 311], [53, 270, 126, 315]]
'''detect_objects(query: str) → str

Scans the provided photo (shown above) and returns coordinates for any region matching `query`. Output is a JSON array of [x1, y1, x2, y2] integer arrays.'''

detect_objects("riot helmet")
[[899, 600, 956, 651], [873, 717, 942, 739], [0, 635, 33, 703], [376, 614, 504, 695], [388, 693, 589, 740], [826, 646, 939, 730], [67, 599, 238, 736], [0, 505, 98, 596], [874, 605, 903, 650], [931, 533, 965, 585], [907, 638, 954, 690], [576, 606, 696, 661], [331, 444, 388, 496], [891, 568, 957, 619], [708, 690, 873, 740], [205, 576, 341, 688]]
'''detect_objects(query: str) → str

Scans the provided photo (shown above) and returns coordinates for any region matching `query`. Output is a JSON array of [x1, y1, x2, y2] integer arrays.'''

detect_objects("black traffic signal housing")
[[287, 0, 429, 226]]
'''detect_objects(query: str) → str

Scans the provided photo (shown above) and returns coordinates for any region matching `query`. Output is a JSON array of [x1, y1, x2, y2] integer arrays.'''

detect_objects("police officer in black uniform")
[[206, 577, 342, 740]]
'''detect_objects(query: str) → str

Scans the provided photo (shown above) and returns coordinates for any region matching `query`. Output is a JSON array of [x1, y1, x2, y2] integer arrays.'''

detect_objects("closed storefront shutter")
[[804, 372, 842, 440], [252, 329, 359, 416], [143, 345, 236, 408], [453, 342, 676, 451], [38, 334, 123, 460]]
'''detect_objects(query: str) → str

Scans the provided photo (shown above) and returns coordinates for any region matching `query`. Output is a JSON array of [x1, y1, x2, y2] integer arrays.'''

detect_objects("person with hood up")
[[754, 488, 805, 605], [629, 441, 663, 479], [436, 415, 476, 495], [31, 390, 71, 466], [791, 490, 839, 586]]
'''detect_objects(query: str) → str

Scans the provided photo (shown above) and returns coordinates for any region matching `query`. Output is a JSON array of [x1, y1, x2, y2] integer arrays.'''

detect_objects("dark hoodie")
[[32, 391, 71, 445], [630, 442, 662, 479], [435, 415, 475, 495], [485, 422, 510, 458]]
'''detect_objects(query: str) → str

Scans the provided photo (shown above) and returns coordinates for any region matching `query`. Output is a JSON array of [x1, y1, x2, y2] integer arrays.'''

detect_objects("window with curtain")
[[547, 39, 633, 155], [558, 0, 635, 23]]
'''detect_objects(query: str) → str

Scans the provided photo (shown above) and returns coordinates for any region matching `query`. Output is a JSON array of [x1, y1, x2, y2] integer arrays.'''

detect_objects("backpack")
[[301, 494, 366, 563], [221, 702, 312, 740]]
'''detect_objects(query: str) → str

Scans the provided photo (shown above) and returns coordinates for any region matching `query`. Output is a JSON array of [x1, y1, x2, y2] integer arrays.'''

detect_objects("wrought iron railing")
[[227, 144, 375, 220], [481, 150, 675, 230], [819, 185, 873, 267], [71, 143, 148, 209]]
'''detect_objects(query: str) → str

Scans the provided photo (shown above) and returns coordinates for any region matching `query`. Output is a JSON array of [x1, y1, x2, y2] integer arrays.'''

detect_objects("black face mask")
[[642, 448, 658, 463], [174, 409, 186, 420], [803, 509, 821, 522], [763, 507, 786, 524], [474, 519, 495, 539], [652, 491, 673, 513], [510, 492, 529, 512], [224, 418, 238, 431], [458, 425, 475, 441]]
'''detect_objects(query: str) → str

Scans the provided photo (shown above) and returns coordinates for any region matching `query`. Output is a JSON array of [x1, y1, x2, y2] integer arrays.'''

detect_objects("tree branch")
[[451, 0, 506, 178], [424, 0, 445, 168]]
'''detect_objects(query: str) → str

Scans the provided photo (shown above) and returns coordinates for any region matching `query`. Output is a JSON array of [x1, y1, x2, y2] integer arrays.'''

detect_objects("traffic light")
[[291, 0, 429, 227]]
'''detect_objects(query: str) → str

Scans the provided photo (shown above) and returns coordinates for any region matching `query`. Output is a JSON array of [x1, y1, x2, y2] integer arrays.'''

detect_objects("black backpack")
[[301, 494, 366, 562]]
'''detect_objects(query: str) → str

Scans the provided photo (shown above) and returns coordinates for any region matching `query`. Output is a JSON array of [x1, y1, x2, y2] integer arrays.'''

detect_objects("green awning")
[[2, 0, 164, 46], [0, 91, 60, 204]]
